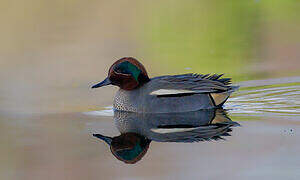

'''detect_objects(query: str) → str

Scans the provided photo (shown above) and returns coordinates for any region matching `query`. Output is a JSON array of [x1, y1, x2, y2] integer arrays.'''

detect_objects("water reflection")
[[93, 109, 239, 164]]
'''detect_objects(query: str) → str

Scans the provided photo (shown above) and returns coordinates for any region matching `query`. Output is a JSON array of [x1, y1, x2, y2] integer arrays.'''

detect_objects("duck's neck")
[[121, 76, 150, 91]]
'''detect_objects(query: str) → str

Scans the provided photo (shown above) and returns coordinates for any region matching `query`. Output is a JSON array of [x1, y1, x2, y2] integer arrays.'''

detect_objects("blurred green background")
[[139, 0, 299, 79]]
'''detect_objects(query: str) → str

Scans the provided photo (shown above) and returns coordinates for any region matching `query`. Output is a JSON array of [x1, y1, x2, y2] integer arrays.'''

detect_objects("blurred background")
[[0, 0, 299, 180]]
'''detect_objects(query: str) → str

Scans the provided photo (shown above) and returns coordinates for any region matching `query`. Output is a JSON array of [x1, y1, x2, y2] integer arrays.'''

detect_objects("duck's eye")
[[115, 67, 124, 74]]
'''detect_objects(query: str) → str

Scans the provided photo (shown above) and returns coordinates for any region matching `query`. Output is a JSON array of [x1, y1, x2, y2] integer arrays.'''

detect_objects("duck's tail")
[[210, 85, 239, 107]]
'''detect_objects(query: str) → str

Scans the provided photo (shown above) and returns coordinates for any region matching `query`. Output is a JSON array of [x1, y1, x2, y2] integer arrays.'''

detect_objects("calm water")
[[1, 76, 299, 180]]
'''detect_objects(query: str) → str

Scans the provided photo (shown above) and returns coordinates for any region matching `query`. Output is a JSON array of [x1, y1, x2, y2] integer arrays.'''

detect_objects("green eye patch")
[[115, 61, 141, 81]]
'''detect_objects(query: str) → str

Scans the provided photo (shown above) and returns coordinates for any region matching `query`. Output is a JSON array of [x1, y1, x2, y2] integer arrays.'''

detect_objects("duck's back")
[[113, 74, 238, 113]]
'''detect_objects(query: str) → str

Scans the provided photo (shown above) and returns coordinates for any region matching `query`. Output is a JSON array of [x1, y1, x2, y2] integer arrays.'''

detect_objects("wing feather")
[[150, 73, 237, 96]]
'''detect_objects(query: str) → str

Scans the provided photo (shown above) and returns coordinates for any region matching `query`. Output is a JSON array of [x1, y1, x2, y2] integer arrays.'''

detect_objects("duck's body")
[[92, 57, 238, 113], [114, 74, 238, 113]]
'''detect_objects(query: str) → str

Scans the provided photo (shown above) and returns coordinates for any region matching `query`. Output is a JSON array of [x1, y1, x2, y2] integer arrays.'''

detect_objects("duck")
[[92, 57, 239, 113]]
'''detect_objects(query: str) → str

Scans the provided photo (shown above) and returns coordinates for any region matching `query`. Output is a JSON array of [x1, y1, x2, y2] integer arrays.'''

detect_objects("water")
[[2, 76, 299, 179]]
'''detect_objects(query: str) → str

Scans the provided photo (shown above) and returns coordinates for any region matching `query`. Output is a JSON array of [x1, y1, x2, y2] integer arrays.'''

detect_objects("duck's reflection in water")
[[93, 109, 239, 164]]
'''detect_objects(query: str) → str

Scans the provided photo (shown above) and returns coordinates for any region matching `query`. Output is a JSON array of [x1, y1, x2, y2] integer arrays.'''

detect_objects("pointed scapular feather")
[[150, 73, 238, 96]]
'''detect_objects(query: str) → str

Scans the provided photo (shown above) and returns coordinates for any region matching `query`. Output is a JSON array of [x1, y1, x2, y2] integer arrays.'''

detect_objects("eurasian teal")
[[92, 57, 239, 113]]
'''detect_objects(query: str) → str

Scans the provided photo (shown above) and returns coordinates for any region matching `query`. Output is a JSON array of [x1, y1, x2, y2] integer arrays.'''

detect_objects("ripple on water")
[[83, 106, 114, 116], [226, 77, 300, 116]]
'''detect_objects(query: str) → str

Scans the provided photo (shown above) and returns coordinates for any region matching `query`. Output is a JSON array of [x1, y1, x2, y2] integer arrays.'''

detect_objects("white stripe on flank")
[[150, 89, 195, 95], [150, 127, 198, 134]]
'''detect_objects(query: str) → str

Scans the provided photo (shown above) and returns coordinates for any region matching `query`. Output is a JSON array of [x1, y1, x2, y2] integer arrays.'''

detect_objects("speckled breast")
[[113, 89, 140, 112]]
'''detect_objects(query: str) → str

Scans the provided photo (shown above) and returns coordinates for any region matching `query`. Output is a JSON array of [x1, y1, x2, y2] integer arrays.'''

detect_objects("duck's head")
[[92, 57, 150, 90]]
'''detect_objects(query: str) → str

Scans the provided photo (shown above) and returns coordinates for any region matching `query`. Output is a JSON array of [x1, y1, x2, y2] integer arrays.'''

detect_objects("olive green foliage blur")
[[139, 0, 299, 81]]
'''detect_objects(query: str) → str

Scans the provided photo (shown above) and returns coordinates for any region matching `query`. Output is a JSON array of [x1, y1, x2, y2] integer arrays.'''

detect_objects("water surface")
[[1, 76, 299, 180]]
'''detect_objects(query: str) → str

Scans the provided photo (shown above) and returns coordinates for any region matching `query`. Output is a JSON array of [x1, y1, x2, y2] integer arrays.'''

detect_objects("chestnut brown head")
[[92, 57, 150, 90]]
